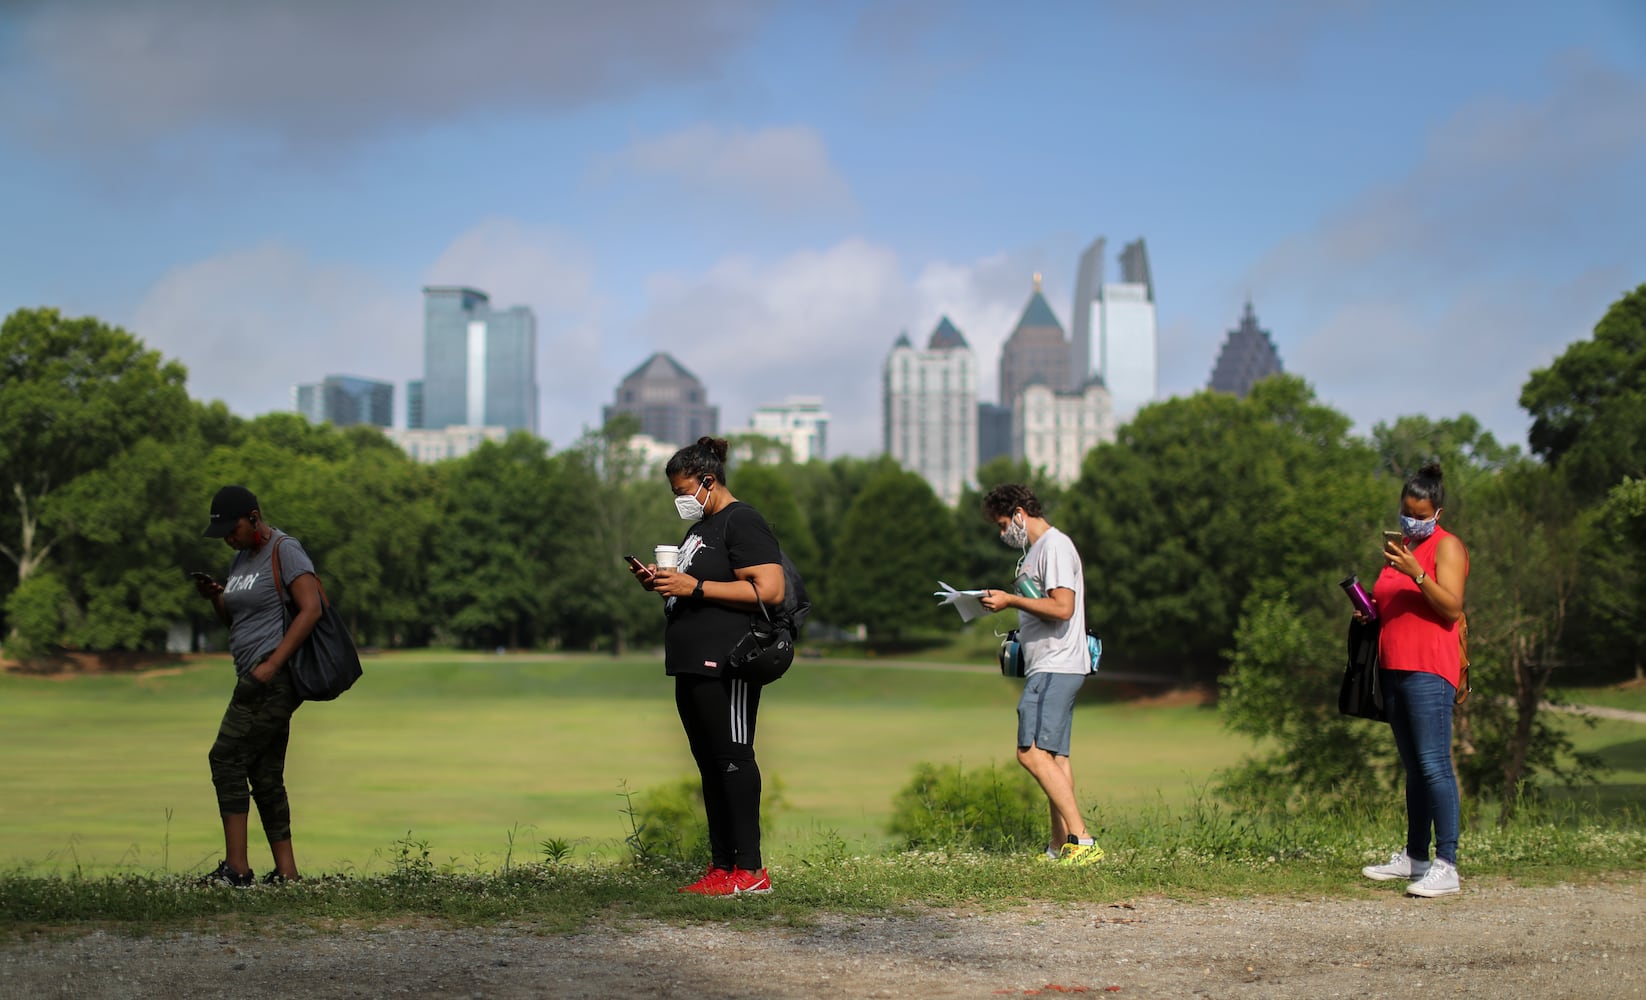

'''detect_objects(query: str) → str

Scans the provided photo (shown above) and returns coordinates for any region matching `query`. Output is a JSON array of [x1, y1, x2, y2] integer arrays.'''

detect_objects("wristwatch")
[[1414, 571, 1427, 587], [691, 580, 704, 600]]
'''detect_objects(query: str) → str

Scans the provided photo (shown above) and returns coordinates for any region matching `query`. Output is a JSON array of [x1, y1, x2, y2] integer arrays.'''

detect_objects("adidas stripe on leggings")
[[675, 674, 763, 871]]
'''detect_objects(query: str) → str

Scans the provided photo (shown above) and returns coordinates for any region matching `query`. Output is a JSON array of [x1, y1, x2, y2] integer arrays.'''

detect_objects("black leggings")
[[675, 673, 763, 871]]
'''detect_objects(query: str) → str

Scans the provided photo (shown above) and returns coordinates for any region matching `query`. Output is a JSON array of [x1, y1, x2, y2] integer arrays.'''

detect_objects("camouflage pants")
[[207, 668, 302, 842]]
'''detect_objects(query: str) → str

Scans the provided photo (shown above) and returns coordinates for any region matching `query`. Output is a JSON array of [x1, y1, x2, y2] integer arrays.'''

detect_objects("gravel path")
[[4, 879, 1642, 999]]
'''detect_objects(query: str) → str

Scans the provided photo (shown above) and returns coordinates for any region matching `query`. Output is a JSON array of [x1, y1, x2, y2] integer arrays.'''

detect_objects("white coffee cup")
[[654, 544, 680, 570]]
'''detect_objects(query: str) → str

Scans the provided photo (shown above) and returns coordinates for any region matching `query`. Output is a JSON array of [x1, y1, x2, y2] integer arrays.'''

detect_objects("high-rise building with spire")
[[884, 318, 977, 505], [1208, 301, 1283, 398], [1071, 237, 1157, 424], [998, 274, 1070, 407]]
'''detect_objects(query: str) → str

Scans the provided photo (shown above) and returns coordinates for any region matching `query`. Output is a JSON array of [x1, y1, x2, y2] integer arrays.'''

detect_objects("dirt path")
[[4, 879, 1641, 999]]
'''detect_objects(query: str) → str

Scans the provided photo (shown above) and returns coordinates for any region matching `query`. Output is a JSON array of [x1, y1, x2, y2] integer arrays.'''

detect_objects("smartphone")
[[623, 555, 653, 579], [1381, 530, 1404, 548], [188, 570, 215, 583]]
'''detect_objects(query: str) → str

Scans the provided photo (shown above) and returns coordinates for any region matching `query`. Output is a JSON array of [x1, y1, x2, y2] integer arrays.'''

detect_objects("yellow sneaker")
[[1057, 838, 1105, 866]]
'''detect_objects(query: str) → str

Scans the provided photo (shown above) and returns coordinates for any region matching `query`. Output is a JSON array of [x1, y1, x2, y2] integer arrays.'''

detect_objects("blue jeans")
[[1381, 669, 1460, 864]]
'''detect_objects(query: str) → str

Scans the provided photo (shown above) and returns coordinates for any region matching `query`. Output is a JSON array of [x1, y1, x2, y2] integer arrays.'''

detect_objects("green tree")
[[1217, 592, 1398, 809], [427, 434, 562, 648], [1520, 283, 1646, 502], [1062, 377, 1382, 680], [825, 467, 959, 641], [0, 309, 191, 586], [787, 454, 903, 625], [1457, 461, 1600, 822]]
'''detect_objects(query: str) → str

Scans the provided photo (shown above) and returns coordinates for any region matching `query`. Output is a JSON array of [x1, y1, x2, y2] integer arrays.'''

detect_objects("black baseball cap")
[[203, 485, 259, 537]]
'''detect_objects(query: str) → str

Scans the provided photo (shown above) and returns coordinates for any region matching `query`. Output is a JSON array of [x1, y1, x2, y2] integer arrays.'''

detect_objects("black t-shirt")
[[664, 501, 782, 677]]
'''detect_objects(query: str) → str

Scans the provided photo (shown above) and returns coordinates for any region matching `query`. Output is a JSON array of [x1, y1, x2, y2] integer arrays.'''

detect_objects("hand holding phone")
[[188, 570, 222, 596], [1381, 530, 1404, 550], [623, 555, 655, 582]]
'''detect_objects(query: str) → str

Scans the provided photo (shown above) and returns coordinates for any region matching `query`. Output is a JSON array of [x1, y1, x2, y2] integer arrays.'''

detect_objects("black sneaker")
[[262, 870, 301, 886], [200, 860, 254, 888]]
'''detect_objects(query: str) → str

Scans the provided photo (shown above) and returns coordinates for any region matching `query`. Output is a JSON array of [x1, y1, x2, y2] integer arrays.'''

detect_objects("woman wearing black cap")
[[193, 485, 323, 886]]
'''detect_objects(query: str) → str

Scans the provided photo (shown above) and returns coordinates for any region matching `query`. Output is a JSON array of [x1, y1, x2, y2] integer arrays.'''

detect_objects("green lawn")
[[0, 652, 1240, 875]]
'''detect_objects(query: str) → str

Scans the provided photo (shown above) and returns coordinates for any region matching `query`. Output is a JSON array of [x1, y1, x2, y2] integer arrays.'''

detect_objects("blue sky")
[[3, 0, 1643, 456]]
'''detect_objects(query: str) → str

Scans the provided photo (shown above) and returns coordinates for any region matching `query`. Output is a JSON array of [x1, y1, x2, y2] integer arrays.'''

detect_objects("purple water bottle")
[[1340, 574, 1377, 620]]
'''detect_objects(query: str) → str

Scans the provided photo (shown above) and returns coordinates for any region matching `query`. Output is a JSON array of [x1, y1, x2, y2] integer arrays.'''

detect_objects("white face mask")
[[1001, 512, 1028, 549], [674, 481, 708, 522]]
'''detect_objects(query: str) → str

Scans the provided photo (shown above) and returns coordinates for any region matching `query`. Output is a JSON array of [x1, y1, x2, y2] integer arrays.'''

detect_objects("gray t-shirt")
[[1015, 526, 1088, 675], [221, 529, 315, 678]]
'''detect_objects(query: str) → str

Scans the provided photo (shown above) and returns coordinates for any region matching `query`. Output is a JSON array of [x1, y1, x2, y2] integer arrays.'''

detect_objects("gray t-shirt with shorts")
[[221, 529, 315, 678], [1015, 526, 1088, 675]]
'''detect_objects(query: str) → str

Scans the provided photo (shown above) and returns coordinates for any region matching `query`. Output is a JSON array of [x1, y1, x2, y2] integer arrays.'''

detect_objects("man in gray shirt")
[[979, 484, 1103, 865]]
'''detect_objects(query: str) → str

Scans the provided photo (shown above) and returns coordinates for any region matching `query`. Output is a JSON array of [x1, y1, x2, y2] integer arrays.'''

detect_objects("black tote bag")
[[1339, 617, 1386, 722], [271, 537, 363, 702]]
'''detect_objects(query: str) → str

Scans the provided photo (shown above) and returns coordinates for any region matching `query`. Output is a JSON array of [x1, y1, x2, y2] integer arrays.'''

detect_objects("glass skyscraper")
[[292, 375, 394, 428], [420, 287, 539, 434]]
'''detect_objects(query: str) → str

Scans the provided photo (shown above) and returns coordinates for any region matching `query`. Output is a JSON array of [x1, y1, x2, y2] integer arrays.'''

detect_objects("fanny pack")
[[999, 628, 1102, 677]]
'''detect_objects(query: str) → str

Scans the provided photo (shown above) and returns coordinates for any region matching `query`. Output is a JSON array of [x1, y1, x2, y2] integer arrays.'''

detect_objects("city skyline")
[[2, 3, 1640, 454]]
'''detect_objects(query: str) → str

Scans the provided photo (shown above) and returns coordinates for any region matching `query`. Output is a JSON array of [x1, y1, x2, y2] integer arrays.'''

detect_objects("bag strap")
[[268, 532, 329, 626]]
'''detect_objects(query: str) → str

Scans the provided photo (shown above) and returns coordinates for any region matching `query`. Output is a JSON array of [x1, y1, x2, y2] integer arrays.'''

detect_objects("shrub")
[[887, 762, 1044, 853]]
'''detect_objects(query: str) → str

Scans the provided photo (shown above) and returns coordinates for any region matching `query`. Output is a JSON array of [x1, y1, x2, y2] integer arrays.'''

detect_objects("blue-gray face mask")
[[1400, 513, 1438, 540]]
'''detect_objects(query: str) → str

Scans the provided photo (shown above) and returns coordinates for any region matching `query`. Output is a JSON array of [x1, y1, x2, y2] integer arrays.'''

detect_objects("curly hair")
[[665, 436, 730, 485], [981, 483, 1042, 521]]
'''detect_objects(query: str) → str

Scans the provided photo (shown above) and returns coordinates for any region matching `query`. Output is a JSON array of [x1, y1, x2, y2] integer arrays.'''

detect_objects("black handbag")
[[727, 579, 795, 685], [1339, 617, 1386, 722], [271, 536, 363, 702]]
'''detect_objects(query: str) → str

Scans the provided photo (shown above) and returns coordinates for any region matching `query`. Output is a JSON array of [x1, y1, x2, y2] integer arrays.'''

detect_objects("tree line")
[[3, 288, 1642, 725]]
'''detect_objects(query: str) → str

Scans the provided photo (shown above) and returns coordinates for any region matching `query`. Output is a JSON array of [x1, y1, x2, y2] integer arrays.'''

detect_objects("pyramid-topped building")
[[1208, 301, 1283, 398]]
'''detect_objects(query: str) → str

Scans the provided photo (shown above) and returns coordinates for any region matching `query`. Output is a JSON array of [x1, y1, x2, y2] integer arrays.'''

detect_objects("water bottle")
[[1339, 574, 1377, 620]]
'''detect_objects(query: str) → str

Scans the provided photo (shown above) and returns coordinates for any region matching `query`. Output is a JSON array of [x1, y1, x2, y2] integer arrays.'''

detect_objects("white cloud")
[[625, 239, 1068, 455], [130, 244, 415, 423], [607, 124, 855, 217]]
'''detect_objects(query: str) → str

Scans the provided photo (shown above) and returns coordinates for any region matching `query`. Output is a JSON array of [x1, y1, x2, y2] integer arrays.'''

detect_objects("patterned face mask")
[[1401, 512, 1438, 540], [1000, 512, 1028, 549]]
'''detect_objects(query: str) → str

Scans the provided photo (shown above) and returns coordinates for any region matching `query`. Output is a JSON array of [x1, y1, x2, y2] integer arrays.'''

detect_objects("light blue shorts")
[[1016, 671, 1085, 756]]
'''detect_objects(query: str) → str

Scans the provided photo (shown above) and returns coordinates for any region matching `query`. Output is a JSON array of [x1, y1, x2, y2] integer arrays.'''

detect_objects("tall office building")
[[292, 375, 394, 428], [604, 352, 719, 447], [406, 380, 424, 430], [998, 275, 1070, 408], [1013, 380, 1115, 486], [884, 319, 977, 505], [749, 396, 830, 463], [420, 286, 539, 434], [1071, 237, 1158, 424], [1208, 300, 1284, 398], [977, 402, 1013, 466]]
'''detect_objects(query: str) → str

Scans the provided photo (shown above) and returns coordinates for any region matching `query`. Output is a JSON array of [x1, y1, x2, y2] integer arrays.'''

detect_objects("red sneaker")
[[727, 867, 771, 895], [677, 866, 733, 895]]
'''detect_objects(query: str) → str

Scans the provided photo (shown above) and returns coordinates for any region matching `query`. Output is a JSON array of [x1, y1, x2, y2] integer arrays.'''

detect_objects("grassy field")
[[2, 651, 1640, 879], [0, 651, 1243, 875]]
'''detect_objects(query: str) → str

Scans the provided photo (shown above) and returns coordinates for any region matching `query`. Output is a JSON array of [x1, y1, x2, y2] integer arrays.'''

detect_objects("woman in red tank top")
[[1360, 462, 1469, 897]]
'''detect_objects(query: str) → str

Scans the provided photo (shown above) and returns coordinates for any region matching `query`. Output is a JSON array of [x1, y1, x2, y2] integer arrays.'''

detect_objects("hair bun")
[[1419, 461, 1444, 480], [700, 436, 729, 463]]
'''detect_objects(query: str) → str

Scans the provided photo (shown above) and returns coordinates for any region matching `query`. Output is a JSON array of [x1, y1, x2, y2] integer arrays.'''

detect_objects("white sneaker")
[[1362, 850, 1431, 881], [1406, 858, 1460, 897]]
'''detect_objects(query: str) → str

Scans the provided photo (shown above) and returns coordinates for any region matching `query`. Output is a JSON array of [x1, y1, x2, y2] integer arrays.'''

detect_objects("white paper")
[[933, 581, 990, 623]]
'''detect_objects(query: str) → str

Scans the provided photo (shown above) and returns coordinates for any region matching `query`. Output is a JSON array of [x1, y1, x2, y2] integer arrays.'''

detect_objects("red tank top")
[[1373, 525, 1466, 687]]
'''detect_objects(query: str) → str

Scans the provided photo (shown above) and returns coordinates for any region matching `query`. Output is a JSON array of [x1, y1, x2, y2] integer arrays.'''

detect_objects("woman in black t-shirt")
[[630, 436, 784, 896]]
